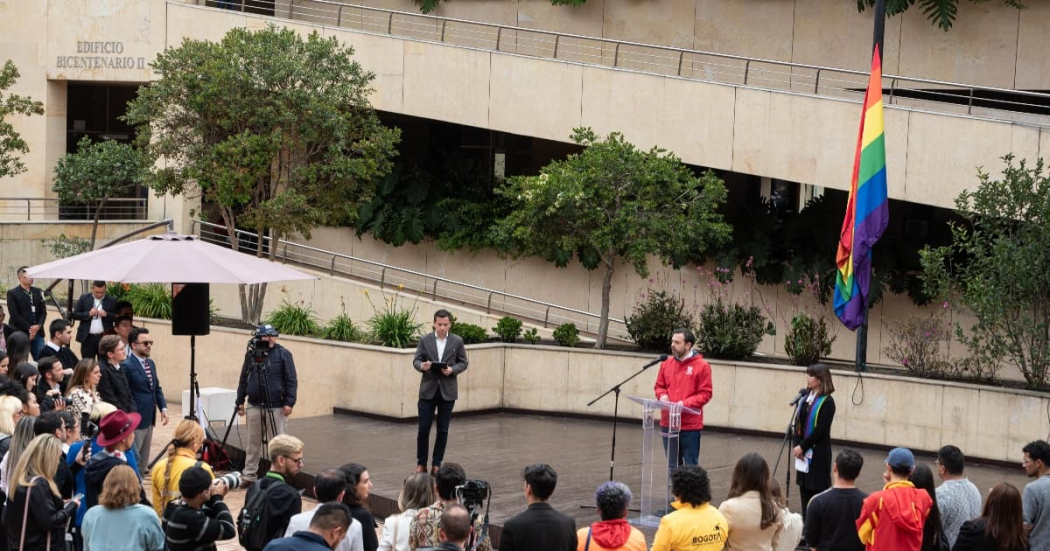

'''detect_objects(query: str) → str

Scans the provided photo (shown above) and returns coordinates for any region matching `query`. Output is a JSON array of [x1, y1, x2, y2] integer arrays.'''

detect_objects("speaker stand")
[[186, 334, 200, 421]]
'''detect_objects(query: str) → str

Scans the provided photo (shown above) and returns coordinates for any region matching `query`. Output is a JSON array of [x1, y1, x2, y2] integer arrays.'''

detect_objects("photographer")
[[408, 463, 491, 551], [35, 357, 67, 413], [162, 466, 236, 551], [235, 324, 297, 488]]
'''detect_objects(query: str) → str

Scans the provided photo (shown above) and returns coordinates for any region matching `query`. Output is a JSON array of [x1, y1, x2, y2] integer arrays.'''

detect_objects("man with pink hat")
[[84, 409, 148, 509]]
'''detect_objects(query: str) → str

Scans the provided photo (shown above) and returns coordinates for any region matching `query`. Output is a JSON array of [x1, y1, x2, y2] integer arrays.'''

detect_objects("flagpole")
[[855, 0, 885, 373]]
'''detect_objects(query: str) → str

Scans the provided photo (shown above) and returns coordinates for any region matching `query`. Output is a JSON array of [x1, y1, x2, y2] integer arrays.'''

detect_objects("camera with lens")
[[455, 480, 489, 510], [247, 324, 278, 364], [80, 412, 99, 439], [214, 471, 241, 490]]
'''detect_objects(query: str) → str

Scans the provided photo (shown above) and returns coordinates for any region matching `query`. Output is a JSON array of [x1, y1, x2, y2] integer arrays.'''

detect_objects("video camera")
[[246, 324, 279, 364], [455, 480, 491, 551]]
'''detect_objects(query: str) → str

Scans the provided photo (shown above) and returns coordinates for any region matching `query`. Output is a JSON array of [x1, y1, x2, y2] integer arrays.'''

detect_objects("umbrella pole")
[[188, 334, 198, 421]]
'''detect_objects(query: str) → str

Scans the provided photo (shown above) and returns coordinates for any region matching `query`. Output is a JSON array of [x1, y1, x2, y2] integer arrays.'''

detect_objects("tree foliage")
[[920, 155, 1050, 388], [52, 137, 149, 248], [493, 128, 731, 348], [856, 0, 1024, 31], [0, 60, 44, 179], [125, 24, 399, 323]]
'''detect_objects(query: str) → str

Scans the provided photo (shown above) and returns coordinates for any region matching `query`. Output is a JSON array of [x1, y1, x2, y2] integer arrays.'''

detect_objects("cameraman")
[[162, 466, 237, 551], [235, 324, 298, 488], [408, 463, 491, 551]]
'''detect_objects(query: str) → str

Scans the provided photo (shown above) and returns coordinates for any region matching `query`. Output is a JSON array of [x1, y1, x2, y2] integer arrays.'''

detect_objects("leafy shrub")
[[883, 314, 952, 378], [366, 292, 424, 348], [492, 316, 523, 343], [107, 282, 130, 303], [784, 313, 835, 366], [553, 323, 580, 347], [697, 299, 773, 360], [455, 323, 489, 345], [323, 312, 366, 343], [522, 327, 541, 344], [626, 289, 695, 352], [126, 284, 173, 320], [43, 234, 90, 259], [266, 300, 321, 337]]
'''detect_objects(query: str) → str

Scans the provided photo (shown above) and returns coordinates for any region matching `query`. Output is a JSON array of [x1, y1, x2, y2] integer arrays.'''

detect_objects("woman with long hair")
[[0, 416, 36, 496], [0, 396, 23, 551], [150, 419, 212, 516], [793, 363, 837, 524], [340, 463, 378, 551], [5, 333, 32, 369], [910, 464, 947, 551], [82, 465, 164, 550], [379, 473, 437, 551], [2, 434, 80, 550], [0, 350, 10, 378], [953, 482, 1027, 551], [719, 453, 783, 550], [11, 364, 38, 394], [65, 359, 102, 421]]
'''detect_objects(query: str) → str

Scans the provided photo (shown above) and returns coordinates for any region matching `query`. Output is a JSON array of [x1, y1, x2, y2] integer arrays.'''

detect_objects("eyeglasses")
[[281, 455, 304, 466], [136, 341, 154, 346]]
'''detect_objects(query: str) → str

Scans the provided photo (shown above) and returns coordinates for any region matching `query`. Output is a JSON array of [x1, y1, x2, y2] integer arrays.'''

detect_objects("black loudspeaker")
[[172, 283, 211, 336]]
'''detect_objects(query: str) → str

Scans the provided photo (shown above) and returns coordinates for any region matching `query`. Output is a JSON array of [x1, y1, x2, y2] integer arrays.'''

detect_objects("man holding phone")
[[412, 309, 469, 476]]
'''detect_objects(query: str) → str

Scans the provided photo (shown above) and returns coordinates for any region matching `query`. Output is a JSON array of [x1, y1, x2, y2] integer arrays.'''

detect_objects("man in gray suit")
[[413, 309, 468, 475]]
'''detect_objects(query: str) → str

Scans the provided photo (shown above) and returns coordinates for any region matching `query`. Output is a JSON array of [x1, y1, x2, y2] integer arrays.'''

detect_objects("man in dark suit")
[[124, 327, 168, 465], [37, 319, 79, 373], [96, 334, 135, 413], [499, 464, 577, 551], [6, 266, 47, 359], [71, 281, 117, 360], [412, 309, 468, 475]]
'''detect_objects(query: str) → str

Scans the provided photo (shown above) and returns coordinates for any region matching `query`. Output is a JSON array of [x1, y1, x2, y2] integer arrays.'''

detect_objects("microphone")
[[642, 355, 669, 369], [789, 387, 808, 406]]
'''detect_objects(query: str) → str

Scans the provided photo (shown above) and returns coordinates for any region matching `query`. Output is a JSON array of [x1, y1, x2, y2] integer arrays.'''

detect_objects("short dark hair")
[[315, 468, 347, 502], [58, 411, 76, 432], [595, 481, 632, 521], [937, 445, 966, 475], [439, 503, 472, 542], [309, 502, 352, 532], [435, 462, 466, 500], [434, 309, 451, 321], [13, 363, 39, 389], [129, 327, 150, 345], [16, 266, 28, 275], [0, 379, 30, 405], [673, 328, 696, 347], [113, 315, 133, 327], [890, 463, 913, 478], [670, 465, 712, 506], [37, 357, 61, 380], [114, 301, 133, 314], [49, 319, 71, 339], [523, 464, 558, 501], [92, 281, 106, 289], [99, 335, 123, 357], [835, 449, 864, 481], [1023, 440, 1050, 464], [34, 411, 65, 437]]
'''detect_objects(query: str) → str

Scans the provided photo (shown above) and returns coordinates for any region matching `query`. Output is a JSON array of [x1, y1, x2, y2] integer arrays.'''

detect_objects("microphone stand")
[[587, 357, 664, 482], [773, 390, 805, 500]]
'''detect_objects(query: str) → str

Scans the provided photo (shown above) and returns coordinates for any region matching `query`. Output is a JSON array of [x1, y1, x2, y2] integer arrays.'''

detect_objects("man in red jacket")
[[855, 447, 931, 551], [653, 328, 713, 467]]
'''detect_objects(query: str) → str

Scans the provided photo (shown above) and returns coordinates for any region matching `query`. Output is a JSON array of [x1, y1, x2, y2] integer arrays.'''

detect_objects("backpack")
[[237, 477, 280, 551]]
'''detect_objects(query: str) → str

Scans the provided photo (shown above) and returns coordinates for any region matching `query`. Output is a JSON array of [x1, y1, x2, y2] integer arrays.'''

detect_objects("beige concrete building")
[[1, 0, 1049, 367]]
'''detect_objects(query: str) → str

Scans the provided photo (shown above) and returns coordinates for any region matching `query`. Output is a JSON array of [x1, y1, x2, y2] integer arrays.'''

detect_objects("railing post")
[[26, 199, 30, 221], [380, 267, 387, 289], [330, 255, 337, 275], [440, 20, 447, 42], [613, 43, 620, 67], [889, 78, 897, 104], [486, 292, 493, 314], [677, 51, 684, 76], [544, 306, 551, 328], [814, 68, 821, 93], [744, 59, 750, 85], [553, 35, 559, 59], [337, 5, 342, 26], [495, 27, 501, 50], [967, 87, 975, 114], [432, 280, 439, 299], [388, 12, 393, 34]]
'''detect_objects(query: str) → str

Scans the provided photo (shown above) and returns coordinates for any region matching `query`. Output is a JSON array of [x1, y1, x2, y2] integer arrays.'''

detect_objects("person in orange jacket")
[[855, 447, 932, 551], [576, 482, 646, 551]]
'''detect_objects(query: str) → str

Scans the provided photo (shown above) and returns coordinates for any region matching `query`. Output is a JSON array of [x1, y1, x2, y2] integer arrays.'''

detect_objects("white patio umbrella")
[[25, 232, 317, 423]]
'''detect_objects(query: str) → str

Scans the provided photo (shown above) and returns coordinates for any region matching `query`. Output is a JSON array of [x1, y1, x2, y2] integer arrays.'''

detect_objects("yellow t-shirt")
[[651, 501, 729, 551]]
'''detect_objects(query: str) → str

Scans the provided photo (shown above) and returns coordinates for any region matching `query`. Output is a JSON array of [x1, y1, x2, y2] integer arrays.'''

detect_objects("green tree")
[[493, 128, 731, 348], [125, 24, 400, 323], [0, 60, 44, 179], [52, 137, 149, 249], [920, 155, 1050, 388], [856, 0, 1024, 31]]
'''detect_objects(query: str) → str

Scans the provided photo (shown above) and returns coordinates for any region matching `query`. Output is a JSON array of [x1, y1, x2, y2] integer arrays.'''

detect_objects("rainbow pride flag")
[[833, 46, 889, 330]]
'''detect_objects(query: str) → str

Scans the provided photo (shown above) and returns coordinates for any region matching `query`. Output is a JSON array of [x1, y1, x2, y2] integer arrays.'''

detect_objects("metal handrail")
[[189, 0, 1050, 124], [0, 197, 149, 221], [191, 219, 630, 340]]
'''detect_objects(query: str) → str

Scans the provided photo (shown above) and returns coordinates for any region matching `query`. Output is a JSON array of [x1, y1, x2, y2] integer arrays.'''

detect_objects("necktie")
[[142, 357, 153, 387]]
